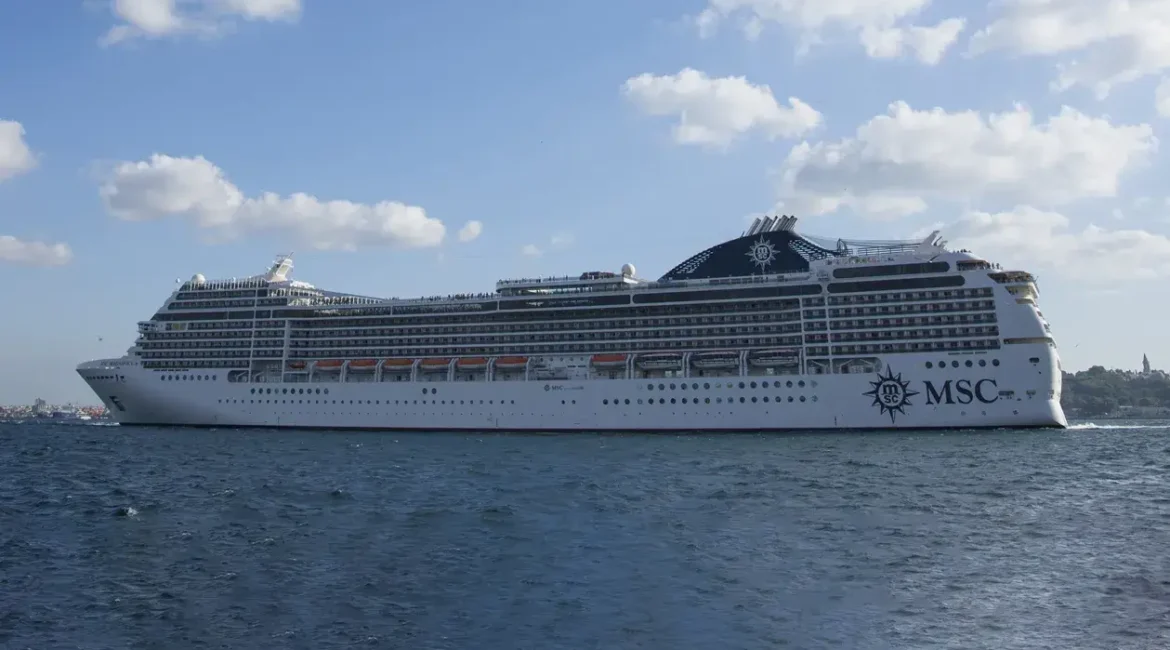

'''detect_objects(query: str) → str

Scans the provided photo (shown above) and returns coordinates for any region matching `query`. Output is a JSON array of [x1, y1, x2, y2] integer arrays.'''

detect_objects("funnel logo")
[[863, 367, 917, 423]]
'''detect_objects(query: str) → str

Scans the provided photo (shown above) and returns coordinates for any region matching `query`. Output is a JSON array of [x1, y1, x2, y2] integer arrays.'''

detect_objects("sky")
[[1, 0, 1169, 405]]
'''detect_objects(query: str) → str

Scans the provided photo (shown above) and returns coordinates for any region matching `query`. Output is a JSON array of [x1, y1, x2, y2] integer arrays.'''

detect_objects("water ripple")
[[0, 421, 1168, 649]]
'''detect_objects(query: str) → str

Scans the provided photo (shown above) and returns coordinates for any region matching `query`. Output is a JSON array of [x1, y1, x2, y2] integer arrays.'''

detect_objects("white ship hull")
[[78, 345, 1066, 431]]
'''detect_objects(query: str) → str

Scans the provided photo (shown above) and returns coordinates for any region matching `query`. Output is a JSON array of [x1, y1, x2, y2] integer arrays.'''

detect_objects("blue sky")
[[2, 0, 1169, 405]]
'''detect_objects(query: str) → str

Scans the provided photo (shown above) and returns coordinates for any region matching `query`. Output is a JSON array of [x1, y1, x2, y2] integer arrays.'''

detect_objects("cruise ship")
[[77, 216, 1067, 431]]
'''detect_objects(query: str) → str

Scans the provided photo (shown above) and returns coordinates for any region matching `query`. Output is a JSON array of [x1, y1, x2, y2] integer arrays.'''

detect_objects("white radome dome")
[[191, 273, 206, 284], [621, 263, 636, 277]]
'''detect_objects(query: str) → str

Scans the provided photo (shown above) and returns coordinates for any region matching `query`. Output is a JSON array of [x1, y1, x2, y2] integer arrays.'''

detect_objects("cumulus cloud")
[[947, 206, 1170, 282], [521, 244, 542, 257], [0, 120, 36, 181], [775, 101, 1156, 219], [1157, 78, 1170, 117], [99, 154, 448, 250], [969, 0, 1170, 98], [0, 236, 73, 267], [623, 68, 822, 148], [694, 0, 965, 64], [101, 0, 301, 45], [457, 220, 483, 242]]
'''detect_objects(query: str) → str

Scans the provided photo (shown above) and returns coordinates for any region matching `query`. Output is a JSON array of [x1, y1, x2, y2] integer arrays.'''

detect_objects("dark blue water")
[[2, 421, 1168, 649]]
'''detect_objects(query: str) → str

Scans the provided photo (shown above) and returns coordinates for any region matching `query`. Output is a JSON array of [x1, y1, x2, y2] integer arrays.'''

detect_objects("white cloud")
[[521, 244, 542, 257], [969, 0, 1170, 98], [550, 232, 574, 248], [457, 220, 483, 242], [0, 120, 36, 182], [859, 18, 966, 65], [1157, 77, 1170, 117], [99, 154, 447, 250], [0, 236, 73, 267], [694, 0, 965, 63], [776, 101, 1156, 219], [947, 206, 1170, 282], [623, 68, 822, 148], [101, 0, 301, 45]]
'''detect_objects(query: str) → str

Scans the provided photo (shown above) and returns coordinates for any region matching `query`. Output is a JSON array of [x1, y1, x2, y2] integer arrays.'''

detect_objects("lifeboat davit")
[[382, 358, 414, 372], [748, 348, 801, 367], [494, 356, 529, 370], [456, 357, 489, 371], [635, 353, 684, 370], [691, 351, 739, 369], [590, 353, 628, 368], [419, 358, 451, 372]]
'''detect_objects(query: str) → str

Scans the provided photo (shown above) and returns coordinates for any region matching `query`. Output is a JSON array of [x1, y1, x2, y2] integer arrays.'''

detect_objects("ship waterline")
[[77, 216, 1067, 431]]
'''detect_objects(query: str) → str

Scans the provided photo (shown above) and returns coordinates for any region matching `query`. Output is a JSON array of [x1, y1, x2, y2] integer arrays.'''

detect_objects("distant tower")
[[1142, 354, 1151, 374]]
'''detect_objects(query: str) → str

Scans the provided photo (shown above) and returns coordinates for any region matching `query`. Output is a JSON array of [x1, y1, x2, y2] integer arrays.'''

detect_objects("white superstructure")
[[77, 217, 1067, 431]]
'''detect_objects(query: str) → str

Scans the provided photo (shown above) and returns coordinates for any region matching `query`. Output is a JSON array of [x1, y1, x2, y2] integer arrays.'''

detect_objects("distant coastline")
[[1061, 367, 1170, 418]]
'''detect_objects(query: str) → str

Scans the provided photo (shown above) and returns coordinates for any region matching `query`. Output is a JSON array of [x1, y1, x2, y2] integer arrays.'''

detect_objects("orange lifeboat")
[[495, 356, 528, 369], [383, 358, 414, 368], [590, 353, 628, 368], [349, 359, 377, 371], [456, 357, 488, 371], [315, 359, 343, 371], [287, 360, 307, 370], [419, 358, 451, 372]]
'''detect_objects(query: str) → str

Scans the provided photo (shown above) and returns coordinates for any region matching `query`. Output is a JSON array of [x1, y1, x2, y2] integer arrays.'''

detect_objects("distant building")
[[1143, 354, 1151, 374]]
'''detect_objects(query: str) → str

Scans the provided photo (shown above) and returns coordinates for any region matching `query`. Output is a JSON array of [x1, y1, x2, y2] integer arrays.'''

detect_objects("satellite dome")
[[621, 263, 636, 277], [191, 273, 206, 284]]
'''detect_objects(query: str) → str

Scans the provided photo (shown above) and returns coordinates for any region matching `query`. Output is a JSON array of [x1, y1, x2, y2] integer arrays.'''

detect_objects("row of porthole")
[[927, 359, 999, 369], [605, 395, 812, 405], [219, 399, 518, 406], [251, 387, 331, 395], [647, 379, 810, 391], [161, 374, 217, 381]]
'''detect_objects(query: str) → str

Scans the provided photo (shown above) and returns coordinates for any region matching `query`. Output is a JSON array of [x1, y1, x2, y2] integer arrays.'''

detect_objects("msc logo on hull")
[[864, 367, 918, 423], [864, 369, 1000, 423], [922, 379, 999, 406]]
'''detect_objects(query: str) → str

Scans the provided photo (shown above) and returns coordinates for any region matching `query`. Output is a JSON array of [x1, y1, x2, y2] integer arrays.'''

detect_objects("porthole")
[[762, 381, 769, 388], [797, 380, 805, 388], [786, 381, 793, 388], [658, 384, 665, 391], [788, 396, 794, 402], [624, 399, 630, 405], [951, 361, 959, 368], [691, 383, 698, 390], [670, 398, 676, 404], [992, 359, 1000, 366], [978, 360, 987, 367], [763, 396, 769, 403], [800, 396, 806, 402], [751, 397, 757, 403], [680, 383, 686, 391], [681, 398, 688, 404], [648, 384, 655, 391], [703, 383, 710, 389], [670, 383, 676, 390], [637, 398, 643, 404], [965, 360, 973, 367], [750, 381, 757, 389], [704, 398, 710, 404], [739, 397, 745, 403], [659, 398, 666, 404], [925, 362, 933, 369], [716, 397, 722, 404], [739, 382, 746, 389], [603, 399, 609, 405]]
